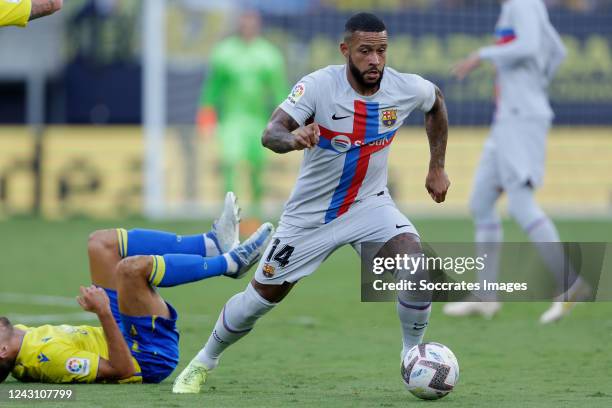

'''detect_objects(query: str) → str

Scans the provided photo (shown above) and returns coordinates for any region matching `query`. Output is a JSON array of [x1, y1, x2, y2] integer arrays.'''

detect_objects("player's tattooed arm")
[[29, 0, 62, 21], [425, 86, 448, 169], [424, 86, 450, 203], [262, 108, 320, 153]]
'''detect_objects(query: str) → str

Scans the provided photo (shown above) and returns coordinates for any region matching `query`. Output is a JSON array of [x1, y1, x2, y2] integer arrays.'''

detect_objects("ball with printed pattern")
[[401, 342, 459, 400]]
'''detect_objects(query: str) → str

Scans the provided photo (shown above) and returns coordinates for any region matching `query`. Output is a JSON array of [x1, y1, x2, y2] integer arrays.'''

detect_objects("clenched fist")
[[77, 285, 111, 315], [426, 167, 450, 203], [291, 123, 320, 150]]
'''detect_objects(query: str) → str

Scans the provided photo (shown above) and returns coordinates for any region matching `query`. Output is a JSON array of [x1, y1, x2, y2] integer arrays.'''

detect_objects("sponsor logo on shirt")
[[357, 137, 393, 147], [287, 82, 306, 105], [330, 135, 352, 153], [330, 134, 394, 153], [65, 358, 90, 375]]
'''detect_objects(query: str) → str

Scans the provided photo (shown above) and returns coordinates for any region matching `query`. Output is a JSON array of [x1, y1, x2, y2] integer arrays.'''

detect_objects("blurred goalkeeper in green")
[[198, 10, 287, 218]]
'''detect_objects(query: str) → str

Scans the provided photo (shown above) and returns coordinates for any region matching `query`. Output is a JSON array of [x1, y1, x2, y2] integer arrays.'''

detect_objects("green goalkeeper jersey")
[[200, 36, 287, 122]]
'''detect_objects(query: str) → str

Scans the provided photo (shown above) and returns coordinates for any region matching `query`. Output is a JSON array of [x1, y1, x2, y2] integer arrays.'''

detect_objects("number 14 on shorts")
[[262, 239, 295, 277]]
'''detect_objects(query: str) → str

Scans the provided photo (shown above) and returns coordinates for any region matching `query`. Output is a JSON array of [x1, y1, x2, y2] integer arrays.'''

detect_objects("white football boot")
[[539, 277, 592, 324], [172, 359, 210, 394], [442, 301, 501, 319], [209, 192, 240, 253], [224, 222, 274, 279]]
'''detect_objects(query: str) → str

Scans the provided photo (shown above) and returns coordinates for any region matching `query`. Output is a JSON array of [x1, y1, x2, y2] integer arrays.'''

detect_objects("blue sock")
[[148, 254, 228, 287], [117, 228, 219, 258]]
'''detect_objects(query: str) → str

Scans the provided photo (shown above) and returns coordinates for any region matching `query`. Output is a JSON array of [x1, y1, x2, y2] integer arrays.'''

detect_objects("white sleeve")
[[278, 75, 317, 127], [478, 1, 541, 66], [416, 76, 437, 113], [543, 23, 567, 85]]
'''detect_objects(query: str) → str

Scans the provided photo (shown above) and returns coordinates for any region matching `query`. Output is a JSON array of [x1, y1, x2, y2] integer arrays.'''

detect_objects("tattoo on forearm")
[[425, 87, 448, 169], [262, 109, 300, 154], [30, 0, 57, 20]]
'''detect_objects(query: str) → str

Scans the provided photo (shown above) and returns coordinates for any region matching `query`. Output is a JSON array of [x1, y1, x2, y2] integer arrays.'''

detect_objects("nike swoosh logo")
[[396, 224, 410, 229], [332, 114, 350, 120]]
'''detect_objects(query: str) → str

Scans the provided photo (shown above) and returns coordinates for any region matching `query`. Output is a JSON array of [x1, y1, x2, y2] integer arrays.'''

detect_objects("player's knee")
[[469, 193, 494, 222], [377, 233, 421, 260], [88, 229, 118, 259], [393, 232, 421, 246], [117, 256, 152, 282], [251, 279, 294, 304], [506, 187, 542, 227], [52, 0, 63, 13]]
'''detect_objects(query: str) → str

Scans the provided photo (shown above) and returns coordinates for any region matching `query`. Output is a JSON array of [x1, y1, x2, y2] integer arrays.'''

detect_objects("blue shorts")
[[103, 288, 180, 384]]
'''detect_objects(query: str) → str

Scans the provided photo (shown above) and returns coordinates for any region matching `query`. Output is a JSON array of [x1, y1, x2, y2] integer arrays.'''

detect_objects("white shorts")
[[254, 193, 419, 285], [476, 118, 551, 190]]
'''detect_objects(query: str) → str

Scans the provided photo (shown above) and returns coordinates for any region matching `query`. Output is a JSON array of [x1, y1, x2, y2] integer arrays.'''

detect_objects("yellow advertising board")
[[41, 127, 144, 218], [0, 126, 610, 219], [0, 128, 36, 215], [387, 127, 612, 215]]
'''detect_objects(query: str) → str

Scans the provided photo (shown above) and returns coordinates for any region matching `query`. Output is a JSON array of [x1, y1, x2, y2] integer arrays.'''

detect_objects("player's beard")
[[348, 55, 384, 90]]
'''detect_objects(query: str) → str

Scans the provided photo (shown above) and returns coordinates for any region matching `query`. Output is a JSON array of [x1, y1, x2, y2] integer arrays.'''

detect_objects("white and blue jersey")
[[278, 65, 436, 228], [472, 0, 566, 189], [478, 0, 566, 121]]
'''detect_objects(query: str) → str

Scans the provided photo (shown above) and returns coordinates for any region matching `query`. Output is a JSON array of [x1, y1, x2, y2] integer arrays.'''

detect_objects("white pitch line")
[[0, 292, 77, 307], [289, 316, 318, 327], [0, 292, 211, 324]]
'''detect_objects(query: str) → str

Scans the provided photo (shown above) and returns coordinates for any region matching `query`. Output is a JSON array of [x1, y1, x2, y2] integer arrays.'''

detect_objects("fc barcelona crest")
[[381, 109, 397, 127], [262, 263, 276, 277]]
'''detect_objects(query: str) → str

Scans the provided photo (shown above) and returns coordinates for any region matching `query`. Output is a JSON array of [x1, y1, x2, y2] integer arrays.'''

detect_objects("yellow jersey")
[[12, 324, 142, 384], [0, 0, 31, 27]]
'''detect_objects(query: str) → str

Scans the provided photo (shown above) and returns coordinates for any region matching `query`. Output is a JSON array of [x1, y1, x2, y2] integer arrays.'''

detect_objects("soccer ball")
[[401, 342, 459, 400]]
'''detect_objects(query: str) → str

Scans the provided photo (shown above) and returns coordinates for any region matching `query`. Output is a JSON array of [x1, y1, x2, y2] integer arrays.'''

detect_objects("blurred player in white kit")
[[446, 0, 590, 323], [173, 12, 450, 393]]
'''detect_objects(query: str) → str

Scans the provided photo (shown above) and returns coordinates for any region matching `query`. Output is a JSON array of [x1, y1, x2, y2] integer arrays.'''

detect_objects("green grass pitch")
[[1, 217, 611, 407]]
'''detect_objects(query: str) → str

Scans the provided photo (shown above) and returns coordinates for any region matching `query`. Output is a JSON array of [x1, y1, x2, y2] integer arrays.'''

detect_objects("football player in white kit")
[[445, 0, 590, 323], [173, 12, 450, 393]]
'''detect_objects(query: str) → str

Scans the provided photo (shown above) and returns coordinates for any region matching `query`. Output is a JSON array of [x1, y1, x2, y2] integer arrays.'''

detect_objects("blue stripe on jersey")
[[495, 28, 515, 38], [318, 135, 334, 151], [364, 103, 380, 143], [324, 101, 379, 223], [324, 147, 360, 223]]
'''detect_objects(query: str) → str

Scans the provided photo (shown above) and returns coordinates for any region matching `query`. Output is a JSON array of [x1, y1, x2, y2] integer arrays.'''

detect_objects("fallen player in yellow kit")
[[0, 193, 273, 384]]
